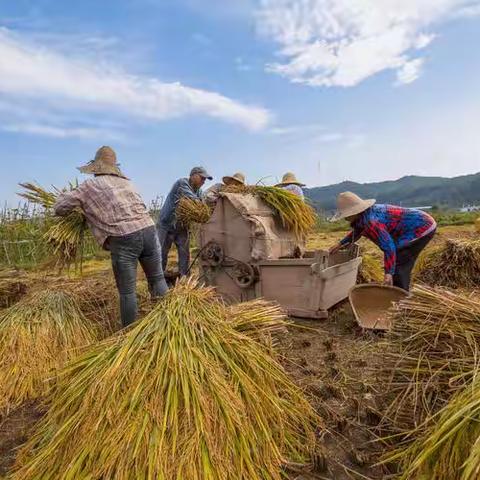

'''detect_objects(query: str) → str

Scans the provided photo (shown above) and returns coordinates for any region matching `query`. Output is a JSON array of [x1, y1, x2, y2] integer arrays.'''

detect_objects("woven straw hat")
[[222, 172, 246, 186], [78, 146, 127, 179], [331, 191, 376, 221], [275, 172, 305, 187]]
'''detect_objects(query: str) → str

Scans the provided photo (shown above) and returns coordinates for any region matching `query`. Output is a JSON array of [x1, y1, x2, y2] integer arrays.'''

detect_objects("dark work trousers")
[[108, 226, 169, 328], [393, 230, 436, 291], [157, 222, 190, 277]]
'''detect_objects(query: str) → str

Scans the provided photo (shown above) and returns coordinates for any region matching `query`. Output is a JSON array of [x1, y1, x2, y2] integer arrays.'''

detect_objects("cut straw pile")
[[176, 197, 213, 227], [414, 239, 480, 288], [393, 373, 480, 480], [223, 185, 317, 238], [11, 279, 318, 480], [0, 290, 101, 415], [379, 285, 480, 441], [18, 182, 87, 268]]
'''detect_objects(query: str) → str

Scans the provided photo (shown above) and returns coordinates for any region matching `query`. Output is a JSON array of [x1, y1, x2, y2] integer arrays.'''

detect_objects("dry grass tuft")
[[11, 279, 319, 480], [0, 289, 102, 415], [414, 239, 480, 288]]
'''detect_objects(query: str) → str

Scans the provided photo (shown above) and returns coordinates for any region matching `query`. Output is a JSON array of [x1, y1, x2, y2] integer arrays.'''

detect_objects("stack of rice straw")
[[10, 279, 319, 480], [379, 285, 480, 478]]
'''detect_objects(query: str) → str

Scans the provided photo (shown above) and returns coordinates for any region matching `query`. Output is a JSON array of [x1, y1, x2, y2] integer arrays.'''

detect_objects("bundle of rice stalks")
[[18, 182, 87, 269], [228, 299, 289, 349], [0, 290, 101, 415], [176, 197, 212, 227], [357, 252, 383, 284], [392, 374, 480, 480], [223, 185, 317, 238], [11, 279, 318, 480], [414, 239, 480, 288], [379, 285, 480, 438]]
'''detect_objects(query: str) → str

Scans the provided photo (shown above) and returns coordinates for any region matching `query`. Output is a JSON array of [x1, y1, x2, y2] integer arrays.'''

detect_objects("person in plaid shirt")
[[54, 146, 169, 327], [330, 192, 436, 291]]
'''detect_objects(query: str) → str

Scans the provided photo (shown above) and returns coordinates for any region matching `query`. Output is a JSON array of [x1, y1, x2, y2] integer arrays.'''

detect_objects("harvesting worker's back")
[[54, 146, 169, 328]]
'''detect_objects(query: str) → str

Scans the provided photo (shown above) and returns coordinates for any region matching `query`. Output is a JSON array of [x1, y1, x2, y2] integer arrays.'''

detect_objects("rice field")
[[0, 208, 479, 479]]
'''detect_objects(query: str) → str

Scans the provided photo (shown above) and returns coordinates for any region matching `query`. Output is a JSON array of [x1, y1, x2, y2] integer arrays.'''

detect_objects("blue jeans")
[[157, 223, 190, 277], [108, 226, 169, 328]]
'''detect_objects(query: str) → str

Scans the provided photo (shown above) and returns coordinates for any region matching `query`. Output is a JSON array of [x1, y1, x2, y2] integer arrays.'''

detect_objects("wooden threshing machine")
[[198, 193, 362, 319]]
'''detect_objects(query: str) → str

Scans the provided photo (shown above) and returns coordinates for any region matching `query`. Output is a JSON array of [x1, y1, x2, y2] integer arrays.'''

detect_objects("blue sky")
[[1, 0, 480, 204]]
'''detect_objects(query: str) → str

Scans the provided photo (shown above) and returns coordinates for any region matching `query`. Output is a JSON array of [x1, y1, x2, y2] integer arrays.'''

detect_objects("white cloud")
[[395, 58, 425, 85], [1, 123, 122, 140], [257, 0, 480, 87], [268, 122, 326, 136], [266, 122, 363, 147], [0, 28, 270, 133]]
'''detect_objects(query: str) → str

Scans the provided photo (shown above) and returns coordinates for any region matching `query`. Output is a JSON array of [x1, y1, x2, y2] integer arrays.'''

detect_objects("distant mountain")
[[305, 173, 480, 213]]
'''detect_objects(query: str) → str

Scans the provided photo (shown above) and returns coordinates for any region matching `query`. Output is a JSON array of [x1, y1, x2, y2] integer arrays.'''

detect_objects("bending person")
[[329, 192, 436, 291], [54, 146, 168, 328]]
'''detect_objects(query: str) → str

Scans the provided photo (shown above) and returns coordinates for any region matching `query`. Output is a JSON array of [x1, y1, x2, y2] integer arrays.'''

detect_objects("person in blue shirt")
[[157, 167, 212, 276]]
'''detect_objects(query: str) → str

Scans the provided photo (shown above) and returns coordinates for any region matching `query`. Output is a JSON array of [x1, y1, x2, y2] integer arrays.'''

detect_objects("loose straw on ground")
[[11, 279, 319, 480]]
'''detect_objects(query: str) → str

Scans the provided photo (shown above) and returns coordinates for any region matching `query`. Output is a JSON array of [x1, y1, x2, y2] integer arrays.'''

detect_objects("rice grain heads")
[[0, 290, 101, 415], [11, 279, 319, 480], [18, 182, 88, 269], [222, 185, 317, 238], [176, 197, 213, 227]]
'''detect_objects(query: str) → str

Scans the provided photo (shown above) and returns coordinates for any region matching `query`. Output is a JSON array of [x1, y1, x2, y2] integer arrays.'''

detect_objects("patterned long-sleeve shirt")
[[158, 178, 202, 227], [339, 204, 437, 275], [54, 175, 154, 248]]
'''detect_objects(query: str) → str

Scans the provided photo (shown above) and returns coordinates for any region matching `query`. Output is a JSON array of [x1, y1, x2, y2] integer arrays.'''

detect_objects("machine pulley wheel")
[[232, 262, 257, 289], [202, 242, 224, 266]]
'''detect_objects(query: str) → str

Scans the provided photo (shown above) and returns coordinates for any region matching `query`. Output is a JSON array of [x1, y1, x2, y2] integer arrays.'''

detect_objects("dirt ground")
[[0, 225, 475, 479]]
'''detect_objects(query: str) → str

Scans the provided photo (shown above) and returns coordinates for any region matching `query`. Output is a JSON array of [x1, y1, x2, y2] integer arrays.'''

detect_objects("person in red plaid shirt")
[[329, 192, 436, 291]]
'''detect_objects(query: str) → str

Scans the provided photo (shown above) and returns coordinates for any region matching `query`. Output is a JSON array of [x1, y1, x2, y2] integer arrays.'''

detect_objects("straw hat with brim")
[[331, 191, 376, 221], [222, 172, 246, 186], [275, 172, 305, 187], [78, 146, 127, 179]]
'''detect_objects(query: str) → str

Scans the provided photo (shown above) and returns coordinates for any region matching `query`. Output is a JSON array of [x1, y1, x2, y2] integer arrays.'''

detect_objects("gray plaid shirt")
[[54, 175, 154, 247]]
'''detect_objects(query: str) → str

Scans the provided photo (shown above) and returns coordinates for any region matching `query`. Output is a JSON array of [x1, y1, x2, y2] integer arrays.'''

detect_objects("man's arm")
[[53, 188, 83, 217]]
